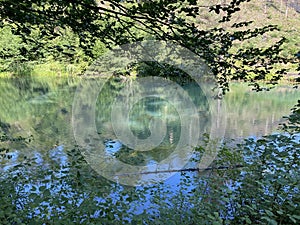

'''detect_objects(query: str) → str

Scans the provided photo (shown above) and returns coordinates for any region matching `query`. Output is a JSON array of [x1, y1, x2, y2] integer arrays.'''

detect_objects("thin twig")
[[115, 164, 245, 177]]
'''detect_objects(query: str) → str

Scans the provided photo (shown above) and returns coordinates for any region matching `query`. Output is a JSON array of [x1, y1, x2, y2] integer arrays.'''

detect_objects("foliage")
[[282, 100, 300, 134], [208, 100, 300, 224], [0, 26, 25, 72], [0, 0, 298, 89], [0, 0, 299, 223]]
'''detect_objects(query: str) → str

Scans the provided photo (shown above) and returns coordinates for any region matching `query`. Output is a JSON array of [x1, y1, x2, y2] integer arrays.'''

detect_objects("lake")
[[0, 75, 299, 222]]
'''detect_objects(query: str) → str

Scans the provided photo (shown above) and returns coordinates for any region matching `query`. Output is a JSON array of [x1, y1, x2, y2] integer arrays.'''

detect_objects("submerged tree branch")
[[114, 164, 245, 176]]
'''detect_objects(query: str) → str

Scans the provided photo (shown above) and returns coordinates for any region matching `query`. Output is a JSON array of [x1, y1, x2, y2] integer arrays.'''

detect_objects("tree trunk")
[[264, 0, 268, 13], [285, 0, 289, 18]]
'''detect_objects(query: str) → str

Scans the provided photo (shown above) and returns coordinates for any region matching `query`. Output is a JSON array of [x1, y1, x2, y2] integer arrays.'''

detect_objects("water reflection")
[[0, 76, 299, 222], [0, 77, 299, 172]]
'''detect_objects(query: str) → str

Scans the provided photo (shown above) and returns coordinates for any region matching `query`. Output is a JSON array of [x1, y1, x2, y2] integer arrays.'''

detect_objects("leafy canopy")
[[0, 0, 298, 90]]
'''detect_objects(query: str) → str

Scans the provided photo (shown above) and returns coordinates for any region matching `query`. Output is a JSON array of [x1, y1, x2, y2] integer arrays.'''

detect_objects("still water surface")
[[0, 75, 299, 219], [1, 76, 298, 164]]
